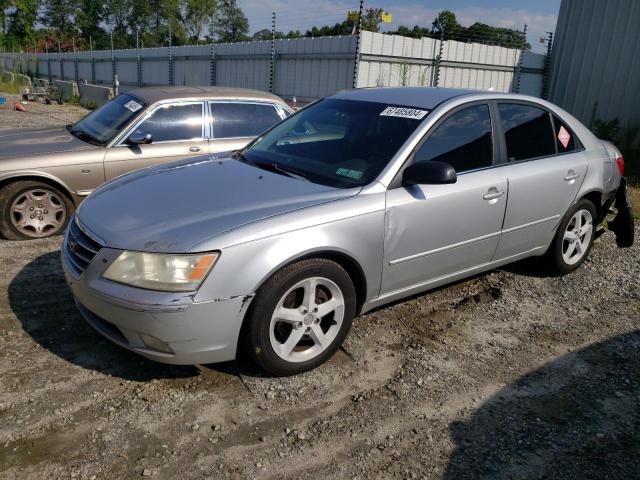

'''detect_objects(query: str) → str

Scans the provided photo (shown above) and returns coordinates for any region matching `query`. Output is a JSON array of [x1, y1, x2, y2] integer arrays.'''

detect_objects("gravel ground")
[[0, 97, 638, 480], [0, 93, 87, 129]]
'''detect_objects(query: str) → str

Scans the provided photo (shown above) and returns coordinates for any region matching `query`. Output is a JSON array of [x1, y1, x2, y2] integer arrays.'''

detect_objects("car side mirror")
[[403, 161, 457, 185], [128, 131, 153, 145]]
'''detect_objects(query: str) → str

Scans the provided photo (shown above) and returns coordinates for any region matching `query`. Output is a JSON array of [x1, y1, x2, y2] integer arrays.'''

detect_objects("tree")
[[105, 0, 130, 48], [7, 0, 38, 50], [40, 0, 76, 38], [431, 10, 460, 39], [213, 0, 248, 43], [183, 0, 217, 42], [75, 0, 106, 47]]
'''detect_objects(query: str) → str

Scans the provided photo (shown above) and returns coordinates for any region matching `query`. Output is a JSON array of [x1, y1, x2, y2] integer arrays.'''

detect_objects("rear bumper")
[[61, 246, 253, 365], [608, 177, 635, 248]]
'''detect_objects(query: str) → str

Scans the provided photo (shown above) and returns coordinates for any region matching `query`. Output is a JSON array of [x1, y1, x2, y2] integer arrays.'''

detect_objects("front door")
[[104, 101, 208, 180], [381, 103, 508, 297]]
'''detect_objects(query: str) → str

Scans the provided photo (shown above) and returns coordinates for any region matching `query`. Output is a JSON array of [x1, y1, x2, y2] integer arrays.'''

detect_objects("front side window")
[[242, 99, 426, 188], [211, 102, 283, 139], [498, 103, 556, 161], [136, 103, 204, 143], [413, 104, 493, 173], [71, 94, 147, 145]]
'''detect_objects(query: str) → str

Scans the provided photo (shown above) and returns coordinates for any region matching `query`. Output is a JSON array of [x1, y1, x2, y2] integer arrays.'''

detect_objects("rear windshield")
[[71, 94, 147, 145], [242, 99, 428, 188]]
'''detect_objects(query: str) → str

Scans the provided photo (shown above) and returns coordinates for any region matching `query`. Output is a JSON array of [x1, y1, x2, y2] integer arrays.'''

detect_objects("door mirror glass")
[[403, 161, 457, 185], [128, 131, 153, 145]]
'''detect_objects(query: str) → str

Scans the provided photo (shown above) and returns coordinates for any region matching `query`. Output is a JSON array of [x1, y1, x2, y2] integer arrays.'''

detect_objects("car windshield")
[[241, 99, 428, 188], [70, 94, 147, 145]]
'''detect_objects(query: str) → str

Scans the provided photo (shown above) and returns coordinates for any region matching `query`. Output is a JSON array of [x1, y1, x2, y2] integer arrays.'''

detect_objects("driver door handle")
[[189, 146, 201, 153]]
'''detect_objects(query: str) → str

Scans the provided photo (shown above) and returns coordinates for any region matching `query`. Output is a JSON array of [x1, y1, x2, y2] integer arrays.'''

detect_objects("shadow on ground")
[[9, 251, 199, 381], [444, 330, 640, 479]]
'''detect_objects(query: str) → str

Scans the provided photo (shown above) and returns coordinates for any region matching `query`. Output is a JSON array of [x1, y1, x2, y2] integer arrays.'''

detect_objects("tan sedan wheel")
[[0, 181, 74, 240]]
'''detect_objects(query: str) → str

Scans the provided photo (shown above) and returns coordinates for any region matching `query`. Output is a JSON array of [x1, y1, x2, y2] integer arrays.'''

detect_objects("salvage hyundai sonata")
[[62, 87, 634, 376]]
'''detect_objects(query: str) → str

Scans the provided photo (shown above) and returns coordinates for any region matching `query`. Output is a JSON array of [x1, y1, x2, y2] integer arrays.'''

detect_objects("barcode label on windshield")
[[380, 106, 428, 120], [124, 100, 142, 112]]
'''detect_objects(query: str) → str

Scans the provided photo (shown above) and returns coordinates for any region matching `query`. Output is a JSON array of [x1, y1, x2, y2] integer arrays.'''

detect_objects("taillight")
[[616, 156, 624, 176]]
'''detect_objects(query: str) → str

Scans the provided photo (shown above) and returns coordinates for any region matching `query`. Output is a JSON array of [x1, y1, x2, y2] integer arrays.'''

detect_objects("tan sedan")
[[0, 86, 292, 239]]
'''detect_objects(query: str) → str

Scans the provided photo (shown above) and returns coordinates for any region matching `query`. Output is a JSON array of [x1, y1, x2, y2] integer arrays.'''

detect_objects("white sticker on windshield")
[[124, 100, 142, 112], [380, 106, 428, 120]]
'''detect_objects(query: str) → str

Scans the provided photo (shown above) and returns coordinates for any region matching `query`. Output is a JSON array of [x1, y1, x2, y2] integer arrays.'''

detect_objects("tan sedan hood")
[[0, 126, 97, 159]]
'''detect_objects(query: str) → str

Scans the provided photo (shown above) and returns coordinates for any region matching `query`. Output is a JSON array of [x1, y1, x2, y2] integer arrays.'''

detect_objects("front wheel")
[[0, 181, 74, 240], [244, 258, 357, 376], [546, 199, 596, 274]]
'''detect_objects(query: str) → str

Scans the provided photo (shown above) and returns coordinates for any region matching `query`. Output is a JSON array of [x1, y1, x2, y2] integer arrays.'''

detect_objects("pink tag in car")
[[558, 126, 571, 148]]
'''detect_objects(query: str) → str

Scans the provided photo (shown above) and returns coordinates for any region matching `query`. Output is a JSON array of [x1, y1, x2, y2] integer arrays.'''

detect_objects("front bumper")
[[61, 241, 253, 365]]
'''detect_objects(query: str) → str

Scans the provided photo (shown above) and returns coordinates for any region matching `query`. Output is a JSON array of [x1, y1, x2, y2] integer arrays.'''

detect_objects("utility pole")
[[541, 30, 554, 99], [352, 0, 364, 89]]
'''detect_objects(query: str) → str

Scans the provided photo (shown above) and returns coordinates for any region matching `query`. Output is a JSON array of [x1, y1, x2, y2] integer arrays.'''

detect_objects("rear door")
[[492, 102, 588, 260], [208, 101, 286, 154], [381, 103, 508, 296], [104, 101, 208, 180]]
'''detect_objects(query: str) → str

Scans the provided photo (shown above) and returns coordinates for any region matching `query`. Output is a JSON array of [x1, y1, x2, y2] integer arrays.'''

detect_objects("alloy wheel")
[[269, 276, 345, 363], [562, 209, 593, 265]]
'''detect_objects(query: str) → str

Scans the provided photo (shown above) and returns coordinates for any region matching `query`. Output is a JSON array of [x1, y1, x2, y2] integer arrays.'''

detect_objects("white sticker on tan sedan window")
[[124, 100, 142, 112], [380, 106, 428, 120]]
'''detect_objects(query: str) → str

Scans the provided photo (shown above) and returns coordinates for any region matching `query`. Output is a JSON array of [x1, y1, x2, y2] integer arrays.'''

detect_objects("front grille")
[[64, 219, 102, 276]]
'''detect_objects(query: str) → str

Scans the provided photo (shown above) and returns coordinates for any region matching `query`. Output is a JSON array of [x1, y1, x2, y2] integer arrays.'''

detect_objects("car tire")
[[0, 181, 74, 240], [546, 199, 597, 275], [243, 258, 357, 376]]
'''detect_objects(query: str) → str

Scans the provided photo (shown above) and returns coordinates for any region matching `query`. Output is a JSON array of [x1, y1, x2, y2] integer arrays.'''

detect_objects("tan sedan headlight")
[[103, 251, 219, 292]]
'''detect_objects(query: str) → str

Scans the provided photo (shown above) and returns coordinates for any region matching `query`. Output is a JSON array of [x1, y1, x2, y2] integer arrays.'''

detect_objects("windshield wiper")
[[233, 152, 308, 181]]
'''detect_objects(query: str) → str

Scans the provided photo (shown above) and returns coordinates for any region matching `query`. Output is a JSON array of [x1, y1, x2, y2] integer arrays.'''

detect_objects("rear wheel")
[[244, 258, 356, 376], [0, 181, 74, 240], [546, 199, 596, 274]]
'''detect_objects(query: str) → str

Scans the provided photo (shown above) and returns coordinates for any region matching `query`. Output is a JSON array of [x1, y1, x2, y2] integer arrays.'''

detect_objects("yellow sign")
[[381, 12, 393, 23]]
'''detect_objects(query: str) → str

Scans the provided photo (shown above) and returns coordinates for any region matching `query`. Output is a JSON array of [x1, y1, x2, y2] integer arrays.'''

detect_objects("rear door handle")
[[483, 190, 505, 201], [564, 170, 579, 181], [189, 146, 201, 153]]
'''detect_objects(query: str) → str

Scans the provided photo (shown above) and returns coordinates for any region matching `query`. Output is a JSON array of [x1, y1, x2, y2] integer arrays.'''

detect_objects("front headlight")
[[103, 251, 219, 292]]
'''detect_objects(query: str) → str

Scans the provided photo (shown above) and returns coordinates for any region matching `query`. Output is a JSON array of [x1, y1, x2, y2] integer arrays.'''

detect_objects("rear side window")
[[414, 104, 493, 173], [137, 103, 204, 142], [552, 114, 576, 153], [211, 102, 282, 139], [498, 103, 556, 161]]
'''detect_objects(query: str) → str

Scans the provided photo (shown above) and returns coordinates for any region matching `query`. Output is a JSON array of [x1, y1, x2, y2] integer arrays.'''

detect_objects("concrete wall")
[[549, 0, 640, 124], [1, 33, 546, 101]]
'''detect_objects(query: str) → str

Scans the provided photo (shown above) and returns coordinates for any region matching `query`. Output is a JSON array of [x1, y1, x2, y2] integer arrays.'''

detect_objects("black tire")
[[545, 199, 597, 275], [0, 181, 74, 240], [243, 258, 357, 376]]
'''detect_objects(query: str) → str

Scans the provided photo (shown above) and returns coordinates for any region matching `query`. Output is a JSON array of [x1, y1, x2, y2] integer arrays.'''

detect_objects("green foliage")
[[6, 0, 38, 49], [213, 0, 248, 43], [389, 10, 530, 49]]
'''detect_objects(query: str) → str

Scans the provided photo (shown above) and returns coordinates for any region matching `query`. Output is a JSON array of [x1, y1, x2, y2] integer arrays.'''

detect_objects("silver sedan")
[[62, 87, 634, 376]]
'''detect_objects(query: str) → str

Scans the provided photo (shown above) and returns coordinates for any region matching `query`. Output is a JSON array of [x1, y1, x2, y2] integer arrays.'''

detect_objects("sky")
[[238, 0, 561, 53]]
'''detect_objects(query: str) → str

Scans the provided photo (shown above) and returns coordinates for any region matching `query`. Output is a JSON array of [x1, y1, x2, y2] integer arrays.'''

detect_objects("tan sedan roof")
[[126, 86, 290, 107]]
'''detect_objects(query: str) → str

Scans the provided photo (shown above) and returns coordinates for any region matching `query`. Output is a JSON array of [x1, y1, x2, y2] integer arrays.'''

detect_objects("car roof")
[[330, 87, 494, 109], [125, 86, 289, 106]]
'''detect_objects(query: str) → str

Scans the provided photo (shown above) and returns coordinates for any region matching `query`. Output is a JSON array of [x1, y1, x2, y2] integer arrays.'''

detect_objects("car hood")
[[0, 126, 97, 159], [77, 156, 361, 252]]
